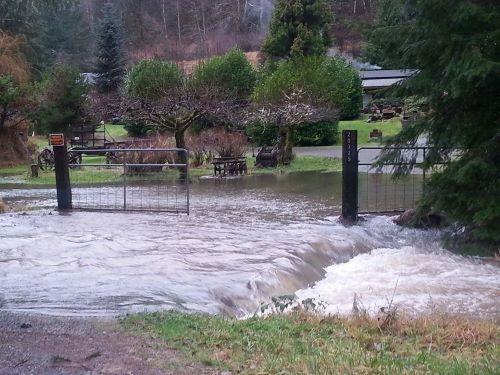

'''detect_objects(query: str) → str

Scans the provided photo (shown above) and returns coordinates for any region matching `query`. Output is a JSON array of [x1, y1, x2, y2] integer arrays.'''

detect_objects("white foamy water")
[[296, 244, 500, 317], [0, 173, 499, 319]]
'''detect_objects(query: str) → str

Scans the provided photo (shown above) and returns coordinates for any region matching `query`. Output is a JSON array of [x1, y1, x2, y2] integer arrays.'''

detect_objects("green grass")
[[0, 165, 29, 176], [102, 124, 128, 140], [123, 311, 499, 375], [339, 116, 402, 145], [249, 155, 341, 174], [0, 155, 340, 186]]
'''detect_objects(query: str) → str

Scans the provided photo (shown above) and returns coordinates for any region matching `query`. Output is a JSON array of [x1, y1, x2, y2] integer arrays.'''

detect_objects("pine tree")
[[262, 0, 332, 61], [95, 2, 125, 93]]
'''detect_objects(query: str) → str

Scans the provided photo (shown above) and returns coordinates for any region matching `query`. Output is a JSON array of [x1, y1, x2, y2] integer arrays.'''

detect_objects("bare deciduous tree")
[[246, 89, 337, 165]]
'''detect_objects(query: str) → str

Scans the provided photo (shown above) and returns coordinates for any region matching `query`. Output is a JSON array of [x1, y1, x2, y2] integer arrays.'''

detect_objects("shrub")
[[116, 135, 177, 174], [296, 120, 339, 146], [246, 120, 339, 147], [245, 122, 278, 147], [126, 59, 183, 100], [190, 49, 256, 99], [186, 131, 217, 167], [123, 122, 154, 137], [253, 56, 362, 120], [186, 128, 248, 167], [211, 129, 248, 157]]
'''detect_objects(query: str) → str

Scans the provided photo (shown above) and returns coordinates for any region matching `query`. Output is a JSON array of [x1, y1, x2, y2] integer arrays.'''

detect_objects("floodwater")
[[0, 172, 499, 319]]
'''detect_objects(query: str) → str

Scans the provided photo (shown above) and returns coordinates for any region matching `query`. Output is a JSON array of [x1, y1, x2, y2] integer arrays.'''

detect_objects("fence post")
[[53, 144, 72, 210], [342, 130, 358, 223]]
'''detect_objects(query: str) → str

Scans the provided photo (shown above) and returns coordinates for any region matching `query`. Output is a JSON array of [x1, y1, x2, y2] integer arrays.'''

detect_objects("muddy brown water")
[[0, 172, 499, 319]]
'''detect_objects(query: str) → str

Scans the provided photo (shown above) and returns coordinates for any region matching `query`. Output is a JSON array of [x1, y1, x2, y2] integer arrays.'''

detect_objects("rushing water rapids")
[[0, 172, 499, 318]]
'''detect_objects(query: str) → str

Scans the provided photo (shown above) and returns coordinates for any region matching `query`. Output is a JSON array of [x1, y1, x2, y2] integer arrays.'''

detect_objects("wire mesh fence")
[[68, 149, 189, 214], [358, 172, 424, 213], [357, 147, 427, 214]]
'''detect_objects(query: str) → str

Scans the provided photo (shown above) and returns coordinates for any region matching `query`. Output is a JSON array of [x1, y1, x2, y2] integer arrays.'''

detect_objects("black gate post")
[[342, 130, 358, 223], [53, 144, 72, 210]]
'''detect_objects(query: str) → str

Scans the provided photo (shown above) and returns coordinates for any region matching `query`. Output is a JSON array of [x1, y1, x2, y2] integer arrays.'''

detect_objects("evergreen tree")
[[39, 1, 91, 70], [33, 65, 90, 135], [0, 0, 76, 74], [95, 2, 126, 93], [363, 0, 409, 68], [375, 0, 500, 247], [262, 0, 332, 61]]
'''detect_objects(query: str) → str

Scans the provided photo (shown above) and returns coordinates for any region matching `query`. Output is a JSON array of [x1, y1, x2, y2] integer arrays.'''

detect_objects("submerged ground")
[[0, 159, 498, 373]]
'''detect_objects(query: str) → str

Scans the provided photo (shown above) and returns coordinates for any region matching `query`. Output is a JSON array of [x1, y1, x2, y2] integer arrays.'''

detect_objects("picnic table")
[[212, 157, 247, 177]]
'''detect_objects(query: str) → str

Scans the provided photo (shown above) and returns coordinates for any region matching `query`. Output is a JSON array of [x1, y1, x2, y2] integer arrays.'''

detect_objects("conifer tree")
[[375, 0, 500, 247], [95, 2, 125, 93], [262, 0, 332, 61]]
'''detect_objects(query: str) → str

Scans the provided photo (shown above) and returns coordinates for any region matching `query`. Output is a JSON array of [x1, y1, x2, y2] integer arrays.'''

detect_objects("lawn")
[[102, 123, 128, 140], [339, 116, 402, 145], [0, 155, 341, 186], [248, 155, 341, 174], [123, 311, 499, 375]]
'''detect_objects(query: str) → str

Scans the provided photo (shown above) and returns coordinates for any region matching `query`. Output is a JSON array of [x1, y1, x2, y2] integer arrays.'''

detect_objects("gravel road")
[[0, 312, 214, 375]]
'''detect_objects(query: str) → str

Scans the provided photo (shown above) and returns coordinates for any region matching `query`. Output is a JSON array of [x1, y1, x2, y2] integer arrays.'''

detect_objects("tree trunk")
[[162, 0, 168, 40], [174, 127, 188, 181], [277, 125, 294, 166], [176, 0, 182, 43]]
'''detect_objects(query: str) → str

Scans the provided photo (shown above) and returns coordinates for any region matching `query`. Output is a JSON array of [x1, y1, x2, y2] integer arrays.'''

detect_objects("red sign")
[[49, 134, 65, 146]]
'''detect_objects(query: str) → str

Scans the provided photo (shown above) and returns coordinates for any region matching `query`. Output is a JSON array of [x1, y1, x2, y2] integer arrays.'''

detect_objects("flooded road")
[[0, 172, 499, 319]]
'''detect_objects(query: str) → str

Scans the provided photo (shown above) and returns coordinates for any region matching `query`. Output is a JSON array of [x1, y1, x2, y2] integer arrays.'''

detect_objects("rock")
[[394, 209, 444, 229], [0, 198, 7, 213]]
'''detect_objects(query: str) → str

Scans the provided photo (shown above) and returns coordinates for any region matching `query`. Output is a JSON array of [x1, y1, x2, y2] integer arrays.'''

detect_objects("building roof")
[[362, 77, 409, 89], [359, 69, 418, 80], [360, 69, 418, 90]]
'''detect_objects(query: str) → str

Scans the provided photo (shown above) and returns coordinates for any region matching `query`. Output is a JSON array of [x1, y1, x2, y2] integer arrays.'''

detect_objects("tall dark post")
[[53, 144, 72, 210], [342, 130, 358, 223]]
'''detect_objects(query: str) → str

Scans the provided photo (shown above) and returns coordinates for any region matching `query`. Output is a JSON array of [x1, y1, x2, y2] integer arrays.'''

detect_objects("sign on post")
[[49, 133, 65, 146], [51, 134, 72, 210], [342, 130, 358, 223]]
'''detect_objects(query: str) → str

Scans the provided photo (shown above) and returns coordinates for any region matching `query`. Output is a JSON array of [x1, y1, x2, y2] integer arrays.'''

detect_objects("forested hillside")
[[0, 0, 380, 71]]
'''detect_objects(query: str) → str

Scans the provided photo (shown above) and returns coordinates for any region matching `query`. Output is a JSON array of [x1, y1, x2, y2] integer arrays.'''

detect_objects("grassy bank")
[[0, 155, 341, 186], [124, 311, 499, 374]]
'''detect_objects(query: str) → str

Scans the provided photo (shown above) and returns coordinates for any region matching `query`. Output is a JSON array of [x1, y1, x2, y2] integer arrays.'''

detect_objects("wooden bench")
[[212, 157, 247, 177]]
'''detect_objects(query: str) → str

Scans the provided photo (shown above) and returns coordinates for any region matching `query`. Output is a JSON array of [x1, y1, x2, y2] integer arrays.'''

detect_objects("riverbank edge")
[[122, 310, 499, 374]]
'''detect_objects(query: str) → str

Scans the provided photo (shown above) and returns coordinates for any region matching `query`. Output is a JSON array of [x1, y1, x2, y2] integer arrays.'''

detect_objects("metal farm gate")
[[53, 147, 189, 214], [341, 130, 441, 222], [357, 146, 428, 214]]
